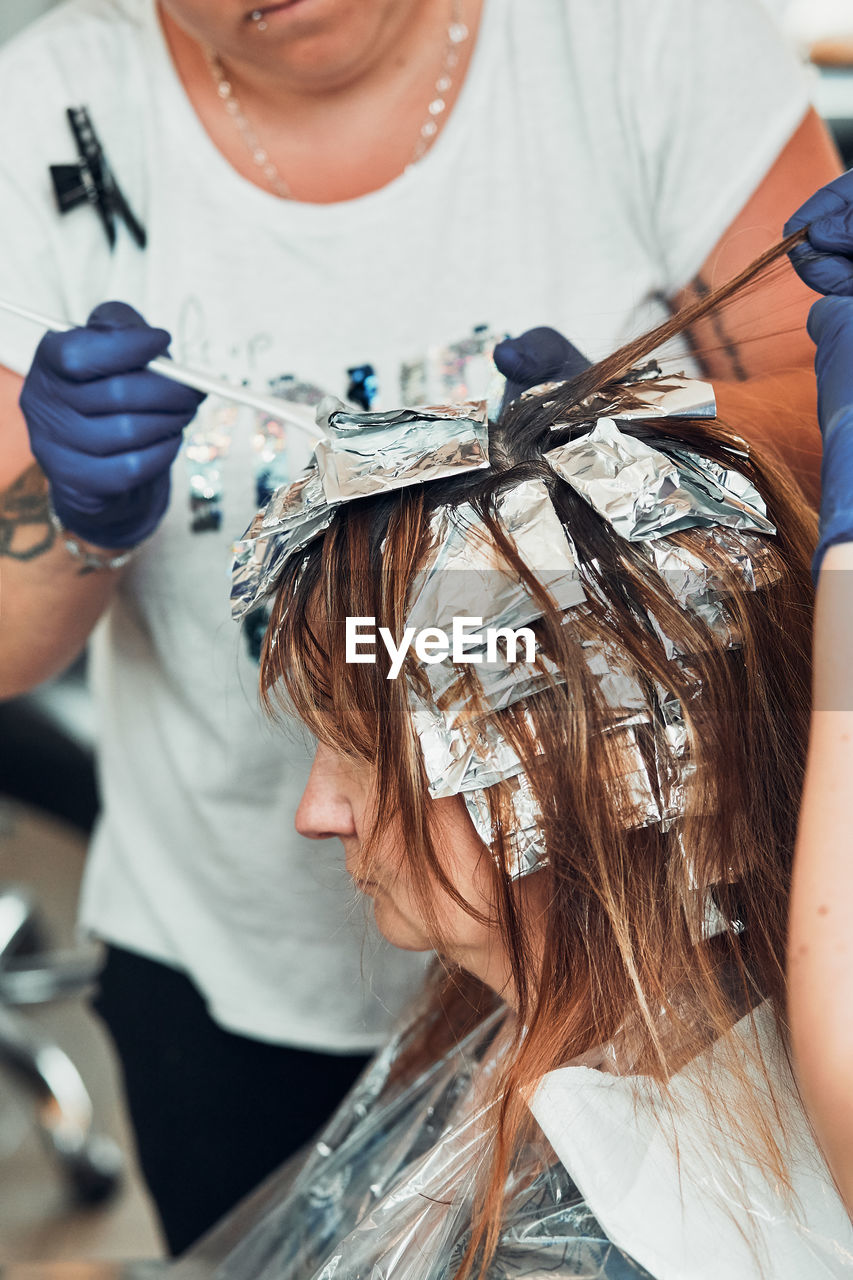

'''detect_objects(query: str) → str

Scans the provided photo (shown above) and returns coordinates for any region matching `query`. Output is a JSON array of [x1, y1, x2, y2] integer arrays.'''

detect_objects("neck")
[[157, 0, 482, 202], [159, 1, 463, 105]]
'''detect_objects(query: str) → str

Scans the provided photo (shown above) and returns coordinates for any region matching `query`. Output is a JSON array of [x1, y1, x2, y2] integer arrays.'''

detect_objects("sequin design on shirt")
[[183, 325, 501, 540]]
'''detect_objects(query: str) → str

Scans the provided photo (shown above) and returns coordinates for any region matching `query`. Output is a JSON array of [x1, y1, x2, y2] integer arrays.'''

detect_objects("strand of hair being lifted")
[[564, 227, 809, 403]]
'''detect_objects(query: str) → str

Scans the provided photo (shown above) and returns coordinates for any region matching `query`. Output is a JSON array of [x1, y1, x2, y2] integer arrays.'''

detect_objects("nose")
[[295, 743, 358, 841]]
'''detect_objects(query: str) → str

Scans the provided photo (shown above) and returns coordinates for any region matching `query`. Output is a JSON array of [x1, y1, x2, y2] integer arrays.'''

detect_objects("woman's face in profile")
[[295, 743, 523, 997]]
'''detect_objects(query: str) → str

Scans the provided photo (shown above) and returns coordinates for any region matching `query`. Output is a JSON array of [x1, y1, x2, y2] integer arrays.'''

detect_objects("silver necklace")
[[204, 1, 469, 200]]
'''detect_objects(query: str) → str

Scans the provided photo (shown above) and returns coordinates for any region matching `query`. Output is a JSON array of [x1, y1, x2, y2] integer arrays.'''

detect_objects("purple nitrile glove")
[[494, 326, 591, 410], [19, 301, 205, 549], [807, 294, 853, 579], [784, 170, 853, 298]]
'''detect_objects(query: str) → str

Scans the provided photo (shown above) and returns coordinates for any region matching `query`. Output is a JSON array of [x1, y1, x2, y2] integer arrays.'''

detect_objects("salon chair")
[[0, 662, 122, 1204]]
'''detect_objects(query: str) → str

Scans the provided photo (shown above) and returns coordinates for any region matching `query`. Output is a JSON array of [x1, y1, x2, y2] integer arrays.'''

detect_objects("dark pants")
[[92, 945, 370, 1256]]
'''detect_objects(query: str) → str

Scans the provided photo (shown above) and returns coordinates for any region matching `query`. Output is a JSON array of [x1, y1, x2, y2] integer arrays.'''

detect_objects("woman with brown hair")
[[210, 236, 853, 1279]]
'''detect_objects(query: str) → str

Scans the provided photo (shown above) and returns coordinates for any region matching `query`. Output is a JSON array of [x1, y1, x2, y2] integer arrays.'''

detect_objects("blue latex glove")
[[807, 295, 853, 577], [20, 301, 205, 549], [784, 170, 853, 297], [494, 326, 590, 409]]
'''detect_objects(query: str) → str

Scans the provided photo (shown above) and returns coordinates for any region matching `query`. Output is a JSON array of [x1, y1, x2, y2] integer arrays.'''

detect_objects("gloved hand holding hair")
[[19, 301, 204, 550], [785, 168, 853, 297], [494, 325, 590, 410], [805, 295, 853, 578], [784, 171, 853, 577]]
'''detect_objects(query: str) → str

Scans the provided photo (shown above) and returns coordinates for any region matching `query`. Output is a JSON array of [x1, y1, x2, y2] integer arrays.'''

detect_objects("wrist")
[[820, 543, 853, 572], [48, 500, 142, 574]]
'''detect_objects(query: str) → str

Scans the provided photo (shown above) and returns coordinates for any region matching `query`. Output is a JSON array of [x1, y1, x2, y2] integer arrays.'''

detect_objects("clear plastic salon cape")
[[180, 1005, 853, 1280]]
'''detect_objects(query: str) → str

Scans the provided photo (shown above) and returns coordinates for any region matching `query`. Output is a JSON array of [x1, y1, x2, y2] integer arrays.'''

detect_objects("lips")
[[248, 0, 304, 16]]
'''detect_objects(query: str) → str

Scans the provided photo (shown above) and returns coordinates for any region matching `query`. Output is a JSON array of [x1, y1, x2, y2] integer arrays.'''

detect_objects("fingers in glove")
[[785, 173, 853, 296], [494, 326, 590, 385], [58, 368, 204, 419], [807, 295, 853, 346], [38, 433, 184, 498], [51, 480, 173, 549], [784, 172, 853, 238], [789, 240, 853, 299], [86, 301, 150, 330], [495, 326, 591, 412], [45, 411, 194, 459], [38, 321, 172, 383]]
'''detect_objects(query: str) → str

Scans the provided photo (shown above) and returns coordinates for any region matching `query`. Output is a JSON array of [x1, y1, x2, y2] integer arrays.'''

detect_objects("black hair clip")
[[50, 107, 146, 251]]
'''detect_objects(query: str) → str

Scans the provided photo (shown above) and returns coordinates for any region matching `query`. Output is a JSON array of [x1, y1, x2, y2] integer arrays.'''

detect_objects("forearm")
[[0, 464, 123, 698], [789, 543, 853, 1212], [713, 366, 820, 506]]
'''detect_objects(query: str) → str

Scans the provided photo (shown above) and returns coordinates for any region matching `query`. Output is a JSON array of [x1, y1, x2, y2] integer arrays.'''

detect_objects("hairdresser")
[[780, 168, 853, 1214], [0, 0, 839, 1254]]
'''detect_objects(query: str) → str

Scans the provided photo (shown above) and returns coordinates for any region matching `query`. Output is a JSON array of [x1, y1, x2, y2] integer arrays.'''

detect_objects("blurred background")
[[0, 2, 57, 41], [0, 10, 162, 1273], [0, 0, 852, 1271]]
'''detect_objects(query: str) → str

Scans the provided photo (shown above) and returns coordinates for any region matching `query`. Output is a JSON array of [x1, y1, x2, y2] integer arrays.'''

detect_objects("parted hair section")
[[260, 230, 818, 1279]]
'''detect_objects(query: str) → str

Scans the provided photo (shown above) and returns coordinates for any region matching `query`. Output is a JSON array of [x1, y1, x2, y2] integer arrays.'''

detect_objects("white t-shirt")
[[0, 0, 810, 1047]]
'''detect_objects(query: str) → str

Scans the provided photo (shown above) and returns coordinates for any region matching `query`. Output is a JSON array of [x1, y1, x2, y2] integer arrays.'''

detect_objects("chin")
[[371, 898, 433, 953]]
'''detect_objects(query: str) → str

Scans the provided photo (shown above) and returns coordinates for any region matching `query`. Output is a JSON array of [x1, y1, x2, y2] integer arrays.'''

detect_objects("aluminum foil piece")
[[461, 786, 492, 847], [497, 480, 585, 591], [408, 482, 585, 631], [410, 693, 530, 800], [231, 399, 493, 619], [410, 632, 684, 881], [611, 726, 664, 829], [425, 648, 563, 736], [597, 672, 694, 836], [463, 774, 548, 881], [231, 466, 333, 620], [583, 638, 649, 721], [414, 680, 549, 880], [545, 418, 775, 543], [315, 398, 489, 504], [522, 366, 715, 425], [653, 682, 694, 830], [502, 772, 549, 878], [405, 479, 585, 728], [641, 527, 782, 658], [587, 372, 716, 422]]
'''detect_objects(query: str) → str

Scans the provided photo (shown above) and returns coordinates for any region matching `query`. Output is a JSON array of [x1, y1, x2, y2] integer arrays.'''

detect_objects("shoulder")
[[527, 0, 798, 64], [0, 0, 148, 109], [499, 0, 797, 102], [0, 0, 151, 198]]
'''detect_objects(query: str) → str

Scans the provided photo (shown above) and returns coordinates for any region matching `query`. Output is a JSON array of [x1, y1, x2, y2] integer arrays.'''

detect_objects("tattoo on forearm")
[[0, 464, 56, 560], [688, 276, 749, 382]]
